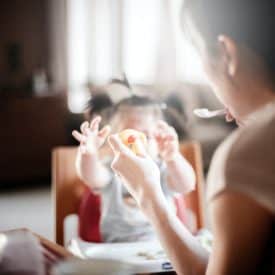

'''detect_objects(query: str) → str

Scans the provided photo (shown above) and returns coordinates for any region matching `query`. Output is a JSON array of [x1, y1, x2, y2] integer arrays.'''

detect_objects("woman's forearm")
[[144, 193, 209, 275], [108, 134, 208, 274]]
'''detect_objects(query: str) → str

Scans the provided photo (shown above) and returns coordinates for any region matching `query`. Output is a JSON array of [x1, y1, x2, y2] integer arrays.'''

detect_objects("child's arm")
[[155, 121, 196, 194], [72, 116, 111, 190], [165, 152, 196, 194]]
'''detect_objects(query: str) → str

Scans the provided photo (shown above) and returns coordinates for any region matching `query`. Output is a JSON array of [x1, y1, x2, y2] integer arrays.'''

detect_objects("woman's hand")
[[72, 116, 111, 155], [108, 134, 165, 212], [154, 120, 180, 162]]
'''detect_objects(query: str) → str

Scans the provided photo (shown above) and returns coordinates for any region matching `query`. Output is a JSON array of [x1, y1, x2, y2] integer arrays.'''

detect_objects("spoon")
[[193, 108, 226, 118]]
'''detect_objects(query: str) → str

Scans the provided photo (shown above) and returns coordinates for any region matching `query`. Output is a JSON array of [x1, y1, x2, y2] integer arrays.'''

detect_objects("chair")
[[178, 142, 205, 231], [52, 142, 205, 246], [52, 147, 89, 246]]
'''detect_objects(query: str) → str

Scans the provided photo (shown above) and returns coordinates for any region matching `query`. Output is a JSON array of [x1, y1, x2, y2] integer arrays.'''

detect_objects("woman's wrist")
[[140, 187, 169, 220]]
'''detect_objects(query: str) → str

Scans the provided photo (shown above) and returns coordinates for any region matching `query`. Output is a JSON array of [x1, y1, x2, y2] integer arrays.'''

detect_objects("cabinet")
[[0, 93, 69, 183]]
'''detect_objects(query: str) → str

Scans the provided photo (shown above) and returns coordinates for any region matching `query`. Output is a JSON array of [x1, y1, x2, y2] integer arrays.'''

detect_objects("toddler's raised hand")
[[72, 116, 111, 155], [154, 120, 179, 162]]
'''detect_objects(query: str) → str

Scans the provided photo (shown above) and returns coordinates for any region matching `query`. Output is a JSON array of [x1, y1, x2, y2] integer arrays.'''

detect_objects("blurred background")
[[0, 0, 234, 240]]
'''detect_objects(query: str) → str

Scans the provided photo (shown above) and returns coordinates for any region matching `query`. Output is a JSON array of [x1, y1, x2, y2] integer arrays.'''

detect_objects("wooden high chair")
[[179, 142, 205, 230], [52, 142, 205, 246]]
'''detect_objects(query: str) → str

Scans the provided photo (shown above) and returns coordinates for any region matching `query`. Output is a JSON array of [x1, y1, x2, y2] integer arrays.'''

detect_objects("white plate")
[[52, 259, 132, 275]]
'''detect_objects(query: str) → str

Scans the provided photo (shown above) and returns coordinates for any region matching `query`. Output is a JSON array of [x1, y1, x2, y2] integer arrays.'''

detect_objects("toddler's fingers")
[[157, 120, 170, 130], [163, 140, 175, 149], [163, 135, 175, 142], [98, 125, 111, 139], [157, 120, 177, 136], [90, 116, 102, 131], [153, 131, 162, 140], [155, 133, 173, 144], [72, 130, 86, 143], [83, 127, 90, 136], [80, 121, 89, 133], [155, 127, 171, 139]]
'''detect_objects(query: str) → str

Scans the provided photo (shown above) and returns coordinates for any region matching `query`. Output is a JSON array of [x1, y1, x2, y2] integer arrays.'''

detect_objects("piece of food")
[[118, 129, 147, 155], [136, 250, 167, 260]]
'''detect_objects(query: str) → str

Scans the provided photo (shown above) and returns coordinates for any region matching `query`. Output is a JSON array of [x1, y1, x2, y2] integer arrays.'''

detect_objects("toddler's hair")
[[85, 92, 113, 124], [113, 95, 164, 119]]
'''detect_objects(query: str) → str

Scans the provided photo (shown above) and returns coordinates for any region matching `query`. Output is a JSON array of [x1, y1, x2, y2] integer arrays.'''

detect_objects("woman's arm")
[[207, 191, 273, 275], [144, 194, 209, 275], [140, 188, 272, 275], [108, 134, 273, 275], [108, 134, 208, 275]]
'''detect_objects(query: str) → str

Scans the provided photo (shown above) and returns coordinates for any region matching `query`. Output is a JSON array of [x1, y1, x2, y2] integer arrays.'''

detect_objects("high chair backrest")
[[178, 142, 205, 231], [52, 142, 204, 246], [52, 147, 88, 246]]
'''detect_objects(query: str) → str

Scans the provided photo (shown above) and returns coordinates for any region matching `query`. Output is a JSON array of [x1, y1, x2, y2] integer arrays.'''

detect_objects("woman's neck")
[[251, 85, 275, 112], [241, 85, 275, 126]]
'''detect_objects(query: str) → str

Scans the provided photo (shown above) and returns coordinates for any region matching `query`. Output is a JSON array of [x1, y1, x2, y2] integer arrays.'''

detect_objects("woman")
[[108, 0, 275, 274]]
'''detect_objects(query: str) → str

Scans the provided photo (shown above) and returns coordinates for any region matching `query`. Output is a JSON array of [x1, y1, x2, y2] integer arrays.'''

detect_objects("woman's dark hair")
[[181, 0, 275, 72]]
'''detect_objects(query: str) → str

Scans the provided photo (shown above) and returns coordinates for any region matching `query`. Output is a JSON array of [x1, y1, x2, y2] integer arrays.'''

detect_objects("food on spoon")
[[118, 129, 147, 155]]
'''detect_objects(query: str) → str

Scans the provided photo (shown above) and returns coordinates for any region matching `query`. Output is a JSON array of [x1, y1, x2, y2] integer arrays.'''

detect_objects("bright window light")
[[66, 0, 208, 113], [0, 234, 7, 255], [172, 0, 208, 83], [67, 0, 89, 113], [67, 0, 88, 86], [68, 86, 90, 114], [122, 0, 160, 84], [67, 0, 113, 113], [87, 0, 113, 84]]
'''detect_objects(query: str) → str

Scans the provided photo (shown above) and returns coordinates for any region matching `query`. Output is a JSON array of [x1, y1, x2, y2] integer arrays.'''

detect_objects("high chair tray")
[[68, 238, 173, 273]]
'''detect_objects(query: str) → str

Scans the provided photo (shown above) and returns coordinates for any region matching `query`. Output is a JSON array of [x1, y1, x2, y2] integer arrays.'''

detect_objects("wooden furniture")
[[52, 146, 87, 246], [52, 142, 205, 246], [180, 142, 205, 230], [0, 93, 69, 183]]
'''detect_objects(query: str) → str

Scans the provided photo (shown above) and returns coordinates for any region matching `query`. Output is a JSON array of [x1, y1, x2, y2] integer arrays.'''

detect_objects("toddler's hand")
[[154, 120, 179, 162], [72, 116, 111, 155]]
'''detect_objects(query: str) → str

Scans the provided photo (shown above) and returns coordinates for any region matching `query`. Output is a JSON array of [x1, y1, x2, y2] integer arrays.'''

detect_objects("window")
[[122, 0, 160, 84], [66, 0, 207, 113]]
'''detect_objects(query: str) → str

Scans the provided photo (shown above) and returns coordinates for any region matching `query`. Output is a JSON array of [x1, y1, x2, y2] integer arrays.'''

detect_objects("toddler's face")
[[111, 106, 160, 158]]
